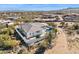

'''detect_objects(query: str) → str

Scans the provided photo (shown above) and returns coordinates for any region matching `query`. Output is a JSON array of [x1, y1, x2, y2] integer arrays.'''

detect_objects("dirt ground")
[[45, 27, 69, 54]]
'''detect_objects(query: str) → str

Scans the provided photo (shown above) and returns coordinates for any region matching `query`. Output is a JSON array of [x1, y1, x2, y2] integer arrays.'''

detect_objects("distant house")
[[62, 14, 79, 22], [40, 14, 59, 19], [7, 16, 20, 21], [0, 19, 14, 26], [33, 14, 60, 22], [15, 23, 52, 46]]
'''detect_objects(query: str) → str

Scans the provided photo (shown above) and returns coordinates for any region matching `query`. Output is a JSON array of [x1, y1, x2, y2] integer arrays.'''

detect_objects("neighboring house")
[[0, 20, 14, 25], [40, 14, 55, 19], [7, 16, 21, 21], [15, 23, 52, 46], [62, 14, 79, 22], [33, 14, 60, 22]]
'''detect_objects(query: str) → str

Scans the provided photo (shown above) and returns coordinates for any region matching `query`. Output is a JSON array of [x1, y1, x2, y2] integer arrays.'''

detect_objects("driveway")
[[45, 27, 68, 54]]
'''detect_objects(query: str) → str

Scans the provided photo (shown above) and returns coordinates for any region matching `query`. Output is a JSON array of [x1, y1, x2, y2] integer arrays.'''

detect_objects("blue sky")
[[0, 4, 79, 11]]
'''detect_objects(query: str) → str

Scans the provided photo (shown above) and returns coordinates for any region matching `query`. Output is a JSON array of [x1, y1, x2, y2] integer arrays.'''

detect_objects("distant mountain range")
[[0, 8, 79, 13], [56, 8, 79, 13]]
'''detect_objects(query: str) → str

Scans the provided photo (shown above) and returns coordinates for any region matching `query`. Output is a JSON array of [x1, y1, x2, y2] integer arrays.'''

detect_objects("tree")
[[48, 31, 52, 46], [1, 27, 14, 35], [47, 29, 53, 49], [48, 22, 56, 27], [60, 22, 65, 27], [64, 23, 68, 28], [47, 28, 57, 49], [3, 40, 19, 48], [0, 34, 20, 49], [53, 28, 57, 36], [73, 24, 79, 30]]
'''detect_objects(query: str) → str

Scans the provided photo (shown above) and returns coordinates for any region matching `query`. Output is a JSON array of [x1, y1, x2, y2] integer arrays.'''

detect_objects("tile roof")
[[19, 23, 48, 33]]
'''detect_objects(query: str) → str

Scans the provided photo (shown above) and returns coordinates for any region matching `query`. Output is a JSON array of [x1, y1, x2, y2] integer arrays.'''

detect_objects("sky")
[[0, 4, 79, 11]]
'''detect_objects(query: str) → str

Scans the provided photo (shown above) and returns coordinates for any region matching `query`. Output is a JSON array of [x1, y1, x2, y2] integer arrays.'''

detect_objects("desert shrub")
[[47, 22, 56, 27], [0, 34, 19, 49]]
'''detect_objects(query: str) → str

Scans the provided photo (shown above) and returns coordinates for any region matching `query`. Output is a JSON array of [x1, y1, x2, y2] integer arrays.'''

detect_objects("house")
[[7, 16, 21, 21], [33, 14, 60, 22], [15, 23, 52, 46], [0, 19, 14, 26], [62, 14, 79, 22]]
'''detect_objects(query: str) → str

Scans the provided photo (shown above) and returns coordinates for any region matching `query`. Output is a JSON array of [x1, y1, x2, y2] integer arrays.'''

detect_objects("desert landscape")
[[0, 4, 79, 54]]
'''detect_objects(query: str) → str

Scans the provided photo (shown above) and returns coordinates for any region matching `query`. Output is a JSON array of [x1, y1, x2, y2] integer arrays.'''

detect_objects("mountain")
[[57, 8, 79, 14], [0, 7, 79, 13]]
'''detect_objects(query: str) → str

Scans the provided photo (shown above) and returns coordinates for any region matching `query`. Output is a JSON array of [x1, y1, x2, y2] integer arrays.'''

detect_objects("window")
[[36, 31, 40, 33], [30, 33, 31, 35], [32, 33, 34, 35]]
